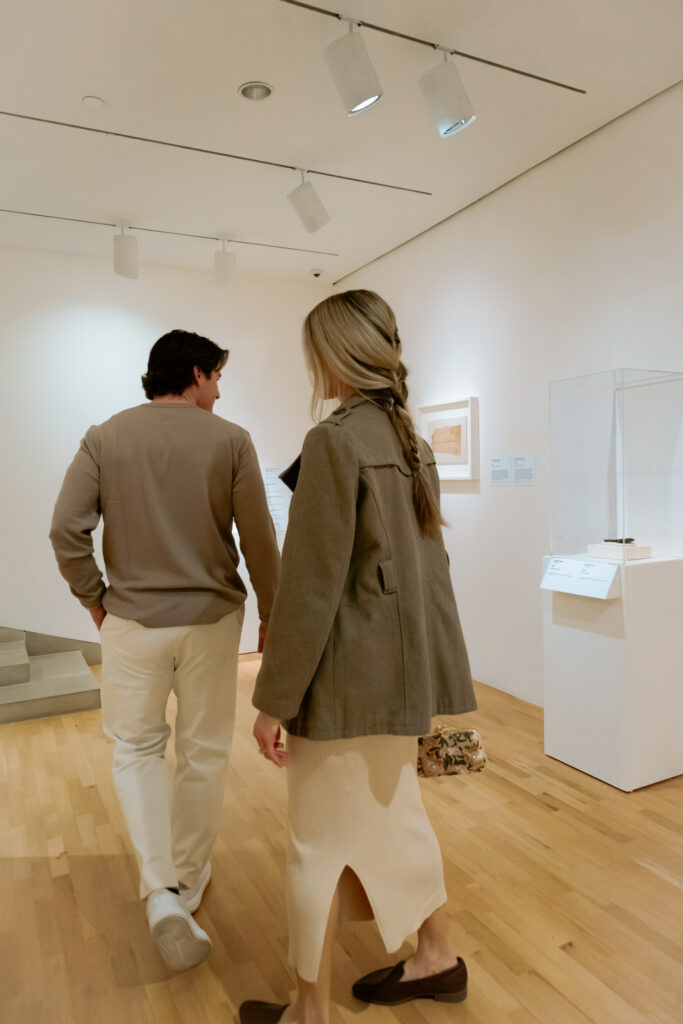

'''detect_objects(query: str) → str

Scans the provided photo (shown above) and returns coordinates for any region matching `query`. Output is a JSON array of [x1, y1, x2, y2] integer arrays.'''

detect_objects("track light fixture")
[[420, 52, 476, 138], [214, 239, 237, 285], [280, 0, 586, 137], [113, 226, 138, 279], [0, 207, 339, 279], [324, 23, 383, 117], [287, 170, 330, 233]]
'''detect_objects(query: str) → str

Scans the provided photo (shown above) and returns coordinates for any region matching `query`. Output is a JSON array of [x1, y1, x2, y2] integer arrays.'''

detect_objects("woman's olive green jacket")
[[252, 397, 476, 739]]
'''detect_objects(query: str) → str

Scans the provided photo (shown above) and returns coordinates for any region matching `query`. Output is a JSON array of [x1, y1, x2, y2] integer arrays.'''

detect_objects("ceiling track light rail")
[[0, 110, 431, 196], [0, 207, 339, 256], [279, 0, 587, 95]]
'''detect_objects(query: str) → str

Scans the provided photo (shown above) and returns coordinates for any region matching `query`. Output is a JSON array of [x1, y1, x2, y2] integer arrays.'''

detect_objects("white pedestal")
[[542, 555, 683, 791]]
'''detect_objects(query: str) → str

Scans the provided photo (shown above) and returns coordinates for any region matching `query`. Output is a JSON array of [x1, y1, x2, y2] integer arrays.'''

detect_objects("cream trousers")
[[100, 608, 244, 899]]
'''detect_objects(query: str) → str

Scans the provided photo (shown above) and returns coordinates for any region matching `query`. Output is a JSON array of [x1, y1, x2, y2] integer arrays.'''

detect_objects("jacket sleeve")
[[49, 427, 107, 609], [232, 434, 281, 623], [252, 423, 358, 720]]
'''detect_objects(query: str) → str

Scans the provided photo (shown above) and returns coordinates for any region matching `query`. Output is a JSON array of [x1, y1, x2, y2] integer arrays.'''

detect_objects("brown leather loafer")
[[238, 1001, 288, 1024], [352, 958, 467, 1005]]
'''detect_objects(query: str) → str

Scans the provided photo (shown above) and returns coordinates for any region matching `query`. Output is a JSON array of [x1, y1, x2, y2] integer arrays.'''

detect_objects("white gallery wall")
[[343, 83, 683, 705], [0, 250, 326, 652]]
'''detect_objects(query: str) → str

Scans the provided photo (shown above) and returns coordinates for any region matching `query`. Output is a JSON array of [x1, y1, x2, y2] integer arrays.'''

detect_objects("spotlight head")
[[214, 248, 237, 286], [287, 177, 330, 233], [420, 57, 476, 137], [113, 230, 138, 279], [325, 27, 383, 117]]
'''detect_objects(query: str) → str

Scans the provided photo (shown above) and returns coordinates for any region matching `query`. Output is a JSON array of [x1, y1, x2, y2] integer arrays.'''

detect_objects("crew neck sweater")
[[50, 402, 280, 628]]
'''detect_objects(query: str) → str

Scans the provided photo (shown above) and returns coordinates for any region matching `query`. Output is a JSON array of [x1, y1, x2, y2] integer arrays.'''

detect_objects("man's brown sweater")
[[50, 402, 280, 628]]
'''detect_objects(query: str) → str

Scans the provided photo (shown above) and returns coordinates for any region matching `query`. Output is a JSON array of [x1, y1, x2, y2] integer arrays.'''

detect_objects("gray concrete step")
[[0, 651, 100, 724], [0, 628, 30, 686]]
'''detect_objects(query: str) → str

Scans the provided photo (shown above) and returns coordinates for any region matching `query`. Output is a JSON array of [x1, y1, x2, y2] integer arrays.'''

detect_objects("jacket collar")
[[335, 394, 368, 412], [280, 396, 413, 493]]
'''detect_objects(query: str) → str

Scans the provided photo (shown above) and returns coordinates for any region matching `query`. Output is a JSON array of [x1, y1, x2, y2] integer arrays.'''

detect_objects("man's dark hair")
[[141, 330, 229, 399]]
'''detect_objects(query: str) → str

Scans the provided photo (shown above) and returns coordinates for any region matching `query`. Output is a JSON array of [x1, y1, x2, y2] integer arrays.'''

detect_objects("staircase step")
[[0, 628, 26, 642], [0, 629, 30, 686], [0, 651, 100, 724]]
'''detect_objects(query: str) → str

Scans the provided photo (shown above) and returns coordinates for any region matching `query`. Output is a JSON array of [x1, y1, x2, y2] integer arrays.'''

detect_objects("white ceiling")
[[1, 0, 682, 283]]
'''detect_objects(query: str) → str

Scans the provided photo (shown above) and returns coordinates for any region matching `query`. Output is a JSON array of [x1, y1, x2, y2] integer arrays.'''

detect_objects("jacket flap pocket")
[[378, 559, 398, 594]]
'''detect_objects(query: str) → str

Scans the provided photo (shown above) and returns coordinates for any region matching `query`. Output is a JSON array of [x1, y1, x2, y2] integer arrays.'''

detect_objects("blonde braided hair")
[[303, 290, 446, 537]]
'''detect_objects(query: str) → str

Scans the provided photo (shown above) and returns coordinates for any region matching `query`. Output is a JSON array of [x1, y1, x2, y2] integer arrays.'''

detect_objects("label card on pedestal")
[[540, 557, 620, 599]]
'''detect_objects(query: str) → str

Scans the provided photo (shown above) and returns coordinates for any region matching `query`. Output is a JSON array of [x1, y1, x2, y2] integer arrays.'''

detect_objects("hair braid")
[[303, 289, 447, 537], [366, 362, 446, 538]]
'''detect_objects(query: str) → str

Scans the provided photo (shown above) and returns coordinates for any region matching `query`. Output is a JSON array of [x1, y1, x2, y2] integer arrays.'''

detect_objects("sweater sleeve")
[[232, 434, 281, 623], [252, 423, 358, 721], [49, 427, 107, 609]]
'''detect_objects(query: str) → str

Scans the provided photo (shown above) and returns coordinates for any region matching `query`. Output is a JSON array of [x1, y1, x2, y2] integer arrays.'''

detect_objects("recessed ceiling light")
[[82, 95, 105, 108], [238, 81, 273, 101]]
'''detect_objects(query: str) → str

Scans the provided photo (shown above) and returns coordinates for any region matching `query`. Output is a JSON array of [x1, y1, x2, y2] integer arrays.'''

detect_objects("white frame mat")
[[418, 397, 480, 480]]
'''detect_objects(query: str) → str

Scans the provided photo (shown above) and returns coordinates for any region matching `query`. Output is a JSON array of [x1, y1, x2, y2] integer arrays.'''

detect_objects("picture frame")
[[418, 397, 479, 480]]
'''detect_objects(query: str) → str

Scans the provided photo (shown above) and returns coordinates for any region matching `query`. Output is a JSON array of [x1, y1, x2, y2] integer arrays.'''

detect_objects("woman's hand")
[[253, 711, 288, 767]]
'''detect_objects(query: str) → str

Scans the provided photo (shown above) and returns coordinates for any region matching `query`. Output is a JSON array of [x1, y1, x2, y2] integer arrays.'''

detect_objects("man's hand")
[[253, 711, 287, 767], [89, 605, 107, 630], [258, 621, 268, 653]]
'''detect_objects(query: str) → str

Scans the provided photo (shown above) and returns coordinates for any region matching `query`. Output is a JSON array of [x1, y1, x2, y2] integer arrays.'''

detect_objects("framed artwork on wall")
[[418, 397, 479, 480]]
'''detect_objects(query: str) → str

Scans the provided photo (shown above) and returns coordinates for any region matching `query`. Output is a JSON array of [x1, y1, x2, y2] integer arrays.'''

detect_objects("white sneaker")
[[179, 862, 212, 914], [146, 888, 212, 971]]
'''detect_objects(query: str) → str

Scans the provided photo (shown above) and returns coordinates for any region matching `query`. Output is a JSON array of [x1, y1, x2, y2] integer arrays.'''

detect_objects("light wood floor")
[[0, 660, 681, 1024]]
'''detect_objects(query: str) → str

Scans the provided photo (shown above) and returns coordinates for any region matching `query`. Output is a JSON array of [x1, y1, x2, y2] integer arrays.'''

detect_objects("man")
[[50, 329, 280, 971]]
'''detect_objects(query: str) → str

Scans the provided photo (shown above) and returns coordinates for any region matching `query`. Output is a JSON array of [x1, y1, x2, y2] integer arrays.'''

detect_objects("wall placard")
[[264, 468, 291, 538], [513, 455, 536, 486], [490, 457, 511, 486]]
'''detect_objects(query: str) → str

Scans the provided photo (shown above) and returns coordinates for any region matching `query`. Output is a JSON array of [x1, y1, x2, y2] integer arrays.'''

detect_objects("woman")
[[241, 290, 476, 1024]]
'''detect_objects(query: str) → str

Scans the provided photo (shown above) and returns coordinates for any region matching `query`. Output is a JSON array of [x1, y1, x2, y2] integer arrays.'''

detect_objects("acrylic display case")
[[550, 368, 683, 562], [542, 368, 683, 791]]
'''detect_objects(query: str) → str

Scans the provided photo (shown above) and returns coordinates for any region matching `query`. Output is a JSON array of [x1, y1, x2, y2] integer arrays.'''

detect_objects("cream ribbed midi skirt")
[[286, 733, 447, 982]]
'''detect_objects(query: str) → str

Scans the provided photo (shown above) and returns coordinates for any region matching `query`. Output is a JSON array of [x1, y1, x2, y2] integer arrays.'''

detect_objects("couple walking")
[[50, 290, 476, 1022]]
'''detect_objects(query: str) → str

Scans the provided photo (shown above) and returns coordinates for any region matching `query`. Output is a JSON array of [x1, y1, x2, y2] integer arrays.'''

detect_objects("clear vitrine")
[[543, 368, 683, 790], [549, 368, 683, 561]]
